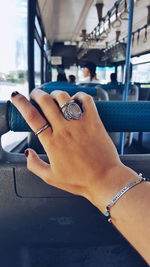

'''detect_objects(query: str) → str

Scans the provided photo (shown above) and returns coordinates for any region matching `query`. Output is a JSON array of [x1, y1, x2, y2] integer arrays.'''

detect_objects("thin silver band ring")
[[35, 123, 50, 136]]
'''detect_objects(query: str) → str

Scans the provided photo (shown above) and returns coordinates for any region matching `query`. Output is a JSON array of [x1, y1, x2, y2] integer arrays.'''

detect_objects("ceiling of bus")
[[38, 0, 150, 59], [38, 0, 95, 42], [38, 0, 117, 42]]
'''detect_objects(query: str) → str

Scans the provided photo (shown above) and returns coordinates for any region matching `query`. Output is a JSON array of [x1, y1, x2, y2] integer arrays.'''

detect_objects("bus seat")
[[7, 101, 150, 134], [101, 83, 124, 92], [78, 83, 123, 91], [40, 83, 109, 101], [41, 81, 78, 88], [95, 86, 109, 101], [108, 84, 139, 101], [39, 85, 97, 97], [78, 83, 123, 90], [107, 85, 139, 148], [128, 84, 139, 101], [138, 84, 150, 100], [78, 83, 101, 88]]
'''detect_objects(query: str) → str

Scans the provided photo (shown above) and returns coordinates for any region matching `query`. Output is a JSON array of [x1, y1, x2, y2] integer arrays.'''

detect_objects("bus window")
[[96, 66, 115, 83], [35, 16, 42, 39], [132, 54, 150, 83], [0, 0, 28, 151], [117, 65, 124, 83]]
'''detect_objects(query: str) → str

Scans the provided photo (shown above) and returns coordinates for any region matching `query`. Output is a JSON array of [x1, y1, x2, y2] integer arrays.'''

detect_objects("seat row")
[[40, 81, 139, 101]]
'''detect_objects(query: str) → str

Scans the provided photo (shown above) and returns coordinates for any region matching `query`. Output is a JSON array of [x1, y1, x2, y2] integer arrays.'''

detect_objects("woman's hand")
[[11, 89, 137, 212]]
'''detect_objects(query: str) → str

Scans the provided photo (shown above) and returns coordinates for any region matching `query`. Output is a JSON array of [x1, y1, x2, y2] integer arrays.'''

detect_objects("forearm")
[[90, 165, 150, 265]]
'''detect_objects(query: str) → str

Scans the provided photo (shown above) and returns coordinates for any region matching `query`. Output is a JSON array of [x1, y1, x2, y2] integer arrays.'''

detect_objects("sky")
[[0, 0, 27, 73]]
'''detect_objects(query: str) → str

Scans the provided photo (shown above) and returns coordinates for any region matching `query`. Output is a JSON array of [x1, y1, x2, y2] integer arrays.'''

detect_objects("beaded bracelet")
[[104, 173, 147, 223]]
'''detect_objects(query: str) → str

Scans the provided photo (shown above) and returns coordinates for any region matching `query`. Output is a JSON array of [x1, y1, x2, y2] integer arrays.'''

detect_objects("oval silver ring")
[[60, 100, 82, 120]]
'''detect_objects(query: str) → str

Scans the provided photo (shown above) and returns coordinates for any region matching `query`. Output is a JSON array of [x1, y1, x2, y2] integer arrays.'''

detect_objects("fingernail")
[[24, 149, 29, 157], [11, 91, 19, 97]]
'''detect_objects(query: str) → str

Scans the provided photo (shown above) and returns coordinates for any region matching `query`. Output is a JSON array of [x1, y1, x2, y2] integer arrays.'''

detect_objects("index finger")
[[11, 92, 52, 151]]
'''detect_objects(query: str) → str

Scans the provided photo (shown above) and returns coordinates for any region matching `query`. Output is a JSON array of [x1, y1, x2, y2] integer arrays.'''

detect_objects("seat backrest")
[[40, 82, 110, 101], [77, 82, 101, 87], [128, 84, 139, 101], [108, 84, 139, 101], [107, 85, 139, 148], [101, 83, 124, 92], [41, 81, 78, 88], [137, 83, 150, 100], [8, 101, 150, 133], [95, 86, 109, 101], [39, 83, 98, 97]]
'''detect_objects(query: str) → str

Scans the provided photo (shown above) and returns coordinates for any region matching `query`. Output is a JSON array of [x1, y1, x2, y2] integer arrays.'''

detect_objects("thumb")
[[25, 148, 51, 184]]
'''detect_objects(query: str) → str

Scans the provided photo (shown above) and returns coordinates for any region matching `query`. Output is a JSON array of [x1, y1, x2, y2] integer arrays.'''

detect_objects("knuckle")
[[30, 88, 41, 98], [75, 92, 92, 101], [30, 88, 37, 97], [31, 90, 52, 106], [51, 90, 61, 94], [39, 94, 49, 104], [74, 92, 82, 98], [84, 94, 92, 102], [59, 92, 70, 100], [26, 109, 39, 123], [51, 90, 70, 99], [38, 94, 51, 106]]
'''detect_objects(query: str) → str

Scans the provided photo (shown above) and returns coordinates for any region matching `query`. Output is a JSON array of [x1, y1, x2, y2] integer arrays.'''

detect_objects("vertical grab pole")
[[119, 0, 134, 155], [28, 0, 36, 92], [123, 0, 134, 101], [41, 33, 44, 84]]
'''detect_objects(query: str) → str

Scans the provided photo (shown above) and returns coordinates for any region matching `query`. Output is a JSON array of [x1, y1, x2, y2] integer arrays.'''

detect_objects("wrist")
[[87, 163, 140, 213]]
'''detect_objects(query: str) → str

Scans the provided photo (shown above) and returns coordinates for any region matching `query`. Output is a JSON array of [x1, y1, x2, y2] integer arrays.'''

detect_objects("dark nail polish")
[[24, 150, 29, 157], [11, 91, 19, 97]]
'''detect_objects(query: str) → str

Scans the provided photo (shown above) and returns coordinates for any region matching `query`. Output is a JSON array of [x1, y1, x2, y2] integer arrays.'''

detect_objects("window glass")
[[34, 40, 41, 87], [52, 68, 58, 81], [43, 57, 46, 83], [77, 66, 115, 84], [132, 63, 150, 83], [131, 54, 150, 83], [96, 67, 115, 84], [35, 17, 42, 39], [117, 65, 123, 83], [131, 54, 150, 65], [0, 0, 28, 151]]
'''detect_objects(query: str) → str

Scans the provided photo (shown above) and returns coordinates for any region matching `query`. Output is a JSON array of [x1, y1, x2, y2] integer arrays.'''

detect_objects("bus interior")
[[0, 0, 150, 266]]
